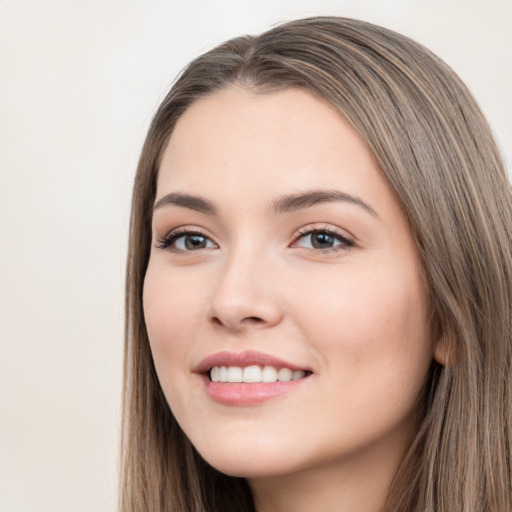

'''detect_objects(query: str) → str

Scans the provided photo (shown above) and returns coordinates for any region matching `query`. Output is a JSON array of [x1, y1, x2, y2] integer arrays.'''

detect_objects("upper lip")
[[194, 350, 311, 374]]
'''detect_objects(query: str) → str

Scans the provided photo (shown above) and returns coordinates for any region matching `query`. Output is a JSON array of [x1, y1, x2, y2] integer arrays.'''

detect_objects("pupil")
[[312, 232, 334, 249], [185, 235, 207, 250]]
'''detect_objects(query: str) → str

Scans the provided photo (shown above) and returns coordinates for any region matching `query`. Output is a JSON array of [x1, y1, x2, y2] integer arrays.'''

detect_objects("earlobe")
[[433, 336, 448, 365]]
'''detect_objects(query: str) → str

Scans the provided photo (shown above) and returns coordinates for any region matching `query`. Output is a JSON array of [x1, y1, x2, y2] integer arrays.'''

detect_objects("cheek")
[[142, 263, 202, 370], [142, 263, 209, 424], [291, 263, 432, 386], [294, 268, 432, 450]]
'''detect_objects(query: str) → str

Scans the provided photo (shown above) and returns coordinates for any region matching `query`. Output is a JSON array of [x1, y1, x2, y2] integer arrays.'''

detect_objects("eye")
[[292, 228, 354, 252], [156, 229, 217, 251]]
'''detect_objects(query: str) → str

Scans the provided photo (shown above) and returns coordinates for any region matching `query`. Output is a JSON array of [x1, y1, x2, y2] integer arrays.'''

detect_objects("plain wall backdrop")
[[0, 1, 510, 511]]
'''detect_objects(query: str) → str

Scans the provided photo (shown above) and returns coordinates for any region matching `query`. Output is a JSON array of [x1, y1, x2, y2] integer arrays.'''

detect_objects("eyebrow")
[[272, 189, 379, 218], [153, 189, 378, 218], [153, 192, 217, 214]]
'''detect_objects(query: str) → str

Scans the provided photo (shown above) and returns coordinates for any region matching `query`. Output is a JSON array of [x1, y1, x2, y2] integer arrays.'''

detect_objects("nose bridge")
[[209, 239, 281, 330]]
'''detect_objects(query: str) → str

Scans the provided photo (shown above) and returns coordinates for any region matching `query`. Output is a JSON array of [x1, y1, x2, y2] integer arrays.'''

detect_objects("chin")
[[191, 433, 314, 479], [202, 454, 296, 479]]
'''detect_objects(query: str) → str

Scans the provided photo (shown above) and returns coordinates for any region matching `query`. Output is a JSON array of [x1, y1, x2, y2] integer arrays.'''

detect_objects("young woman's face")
[[144, 87, 440, 483]]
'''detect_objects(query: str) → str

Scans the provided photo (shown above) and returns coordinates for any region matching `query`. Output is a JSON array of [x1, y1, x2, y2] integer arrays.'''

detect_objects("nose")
[[208, 249, 283, 332]]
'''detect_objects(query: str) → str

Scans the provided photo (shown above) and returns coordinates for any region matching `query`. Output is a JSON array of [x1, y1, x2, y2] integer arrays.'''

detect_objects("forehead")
[[157, 86, 393, 216]]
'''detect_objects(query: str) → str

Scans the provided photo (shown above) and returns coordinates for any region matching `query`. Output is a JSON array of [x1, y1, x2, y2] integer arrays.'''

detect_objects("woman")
[[121, 17, 512, 512]]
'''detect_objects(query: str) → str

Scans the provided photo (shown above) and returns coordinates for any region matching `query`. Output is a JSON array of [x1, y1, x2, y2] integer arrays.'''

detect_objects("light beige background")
[[0, 1, 510, 511]]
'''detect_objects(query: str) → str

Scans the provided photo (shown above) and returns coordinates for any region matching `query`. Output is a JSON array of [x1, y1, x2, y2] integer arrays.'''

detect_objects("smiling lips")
[[196, 350, 312, 405]]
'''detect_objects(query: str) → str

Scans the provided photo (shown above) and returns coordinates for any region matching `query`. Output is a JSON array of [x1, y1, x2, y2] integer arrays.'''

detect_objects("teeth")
[[211, 366, 220, 382], [243, 365, 262, 382], [210, 365, 308, 383], [292, 370, 306, 380], [262, 365, 277, 382], [227, 366, 243, 382], [277, 367, 293, 381]]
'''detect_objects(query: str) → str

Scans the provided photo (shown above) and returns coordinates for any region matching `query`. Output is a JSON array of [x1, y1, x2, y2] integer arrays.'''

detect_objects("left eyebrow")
[[272, 189, 379, 218]]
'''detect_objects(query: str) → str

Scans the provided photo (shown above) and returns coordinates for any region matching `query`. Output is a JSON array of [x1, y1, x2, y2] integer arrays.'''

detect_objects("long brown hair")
[[121, 17, 512, 511]]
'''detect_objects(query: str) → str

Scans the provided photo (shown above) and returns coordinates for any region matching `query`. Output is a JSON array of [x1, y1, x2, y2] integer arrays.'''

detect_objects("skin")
[[143, 86, 445, 512]]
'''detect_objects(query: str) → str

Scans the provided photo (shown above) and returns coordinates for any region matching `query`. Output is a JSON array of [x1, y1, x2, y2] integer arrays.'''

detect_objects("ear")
[[433, 336, 448, 365]]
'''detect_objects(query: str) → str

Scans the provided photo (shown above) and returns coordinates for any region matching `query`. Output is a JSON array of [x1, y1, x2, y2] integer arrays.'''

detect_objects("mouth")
[[195, 351, 313, 405], [208, 364, 312, 383]]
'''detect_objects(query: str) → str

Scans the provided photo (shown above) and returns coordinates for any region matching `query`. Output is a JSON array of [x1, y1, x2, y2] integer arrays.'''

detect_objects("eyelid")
[[155, 226, 217, 251], [155, 224, 355, 253], [290, 225, 355, 252]]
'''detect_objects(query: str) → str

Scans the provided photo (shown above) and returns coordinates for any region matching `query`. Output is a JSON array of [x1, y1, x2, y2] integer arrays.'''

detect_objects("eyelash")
[[155, 227, 211, 251], [155, 226, 355, 253], [292, 226, 355, 253]]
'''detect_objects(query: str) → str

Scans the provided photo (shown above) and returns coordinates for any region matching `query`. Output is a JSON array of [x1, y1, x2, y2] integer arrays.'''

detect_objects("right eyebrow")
[[153, 192, 217, 215]]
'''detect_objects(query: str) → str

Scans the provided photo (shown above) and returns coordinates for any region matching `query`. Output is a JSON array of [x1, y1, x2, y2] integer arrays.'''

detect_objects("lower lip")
[[202, 376, 309, 405]]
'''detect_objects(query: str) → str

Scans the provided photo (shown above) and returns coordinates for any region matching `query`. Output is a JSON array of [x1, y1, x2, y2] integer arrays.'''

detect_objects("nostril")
[[210, 315, 264, 328], [211, 317, 223, 326], [242, 316, 264, 324]]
